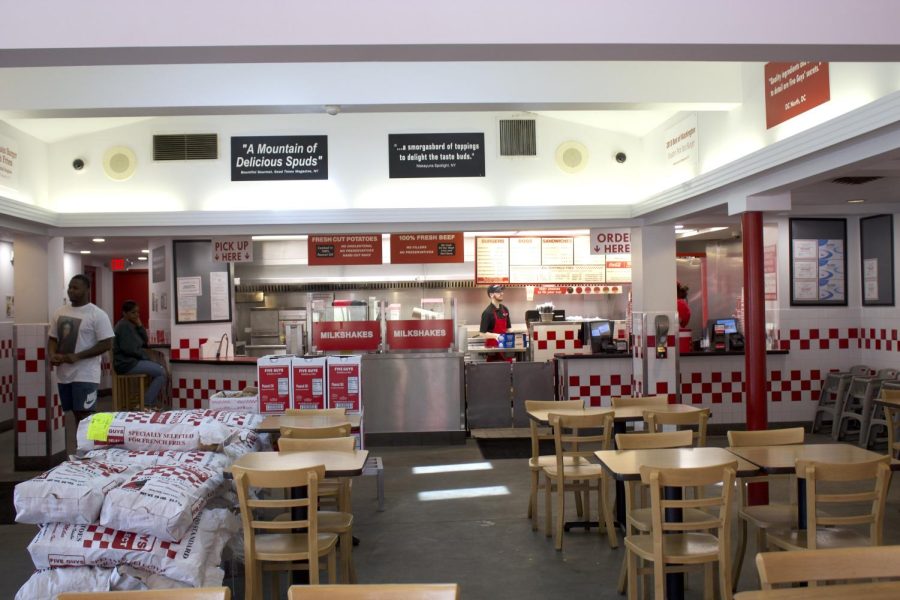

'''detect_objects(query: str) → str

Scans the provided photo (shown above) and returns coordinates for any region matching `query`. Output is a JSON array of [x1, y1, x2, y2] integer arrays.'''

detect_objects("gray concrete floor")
[[2, 423, 899, 599]]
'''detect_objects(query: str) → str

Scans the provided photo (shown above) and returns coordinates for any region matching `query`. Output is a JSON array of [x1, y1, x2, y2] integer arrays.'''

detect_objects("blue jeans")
[[127, 360, 167, 408]]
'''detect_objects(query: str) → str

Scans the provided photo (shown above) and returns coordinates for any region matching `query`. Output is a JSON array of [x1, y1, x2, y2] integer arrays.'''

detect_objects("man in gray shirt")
[[113, 300, 167, 409]]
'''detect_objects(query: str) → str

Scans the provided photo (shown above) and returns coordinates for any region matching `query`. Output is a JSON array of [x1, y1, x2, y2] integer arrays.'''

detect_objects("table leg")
[[664, 485, 684, 600], [614, 420, 627, 529], [796, 478, 807, 530]]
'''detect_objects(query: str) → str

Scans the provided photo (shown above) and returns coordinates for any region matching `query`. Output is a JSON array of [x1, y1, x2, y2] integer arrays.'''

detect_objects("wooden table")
[[726, 443, 900, 528], [595, 447, 760, 600], [60, 589, 231, 600], [734, 581, 900, 600], [288, 583, 459, 600], [231, 449, 369, 476], [256, 412, 363, 434]]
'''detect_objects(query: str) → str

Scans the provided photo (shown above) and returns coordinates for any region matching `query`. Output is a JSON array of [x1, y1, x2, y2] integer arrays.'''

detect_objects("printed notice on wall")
[[864, 258, 879, 301], [177, 276, 202, 297], [231, 135, 328, 181], [177, 294, 198, 322], [764, 244, 778, 301], [765, 62, 830, 129], [663, 113, 699, 175], [389, 133, 485, 178], [0, 133, 19, 187], [209, 271, 230, 321]]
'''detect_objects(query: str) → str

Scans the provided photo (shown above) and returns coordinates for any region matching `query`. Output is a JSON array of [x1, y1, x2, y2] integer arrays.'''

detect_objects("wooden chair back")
[[549, 412, 613, 473], [285, 408, 347, 417], [882, 388, 900, 458], [59, 590, 231, 600], [525, 400, 584, 459], [756, 545, 900, 589], [615, 430, 693, 450], [288, 583, 459, 599], [279, 436, 356, 453], [281, 423, 352, 439], [795, 456, 892, 547], [232, 463, 329, 583], [726, 426, 804, 447], [611, 395, 667, 409], [643, 408, 710, 446]]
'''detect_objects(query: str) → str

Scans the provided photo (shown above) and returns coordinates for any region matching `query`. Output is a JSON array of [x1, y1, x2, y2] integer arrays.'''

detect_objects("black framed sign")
[[388, 132, 485, 178], [789, 218, 847, 306], [860, 214, 895, 306], [173, 240, 233, 324]]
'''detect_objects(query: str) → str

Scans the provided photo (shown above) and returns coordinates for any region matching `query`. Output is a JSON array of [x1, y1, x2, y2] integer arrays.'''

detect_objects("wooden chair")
[[612, 395, 668, 409], [281, 423, 353, 439], [766, 456, 892, 553], [755, 545, 900, 589], [279, 436, 357, 583], [643, 408, 710, 446], [59, 590, 231, 600], [624, 462, 736, 600], [883, 391, 900, 459], [542, 411, 618, 551], [288, 583, 459, 599], [726, 426, 805, 590], [285, 408, 348, 417], [232, 463, 338, 599], [524, 399, 585, 531], [614, 430, 696, 595]]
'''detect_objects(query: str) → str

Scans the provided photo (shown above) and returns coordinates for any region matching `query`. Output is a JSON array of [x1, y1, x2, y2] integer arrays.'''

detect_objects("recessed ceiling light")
[[137, 256, 148, 261], [141, 249, 150, 254], [92, 238, 105, 243], [79, 250, 91, 254], [674, 224, 684, 229], [848, 198, 865, 204]]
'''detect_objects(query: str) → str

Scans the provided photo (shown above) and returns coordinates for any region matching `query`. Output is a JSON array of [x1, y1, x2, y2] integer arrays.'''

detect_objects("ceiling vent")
[[831, 176, 883, 185], [153, 134, 218, 161], [499, 119, 536, 157]]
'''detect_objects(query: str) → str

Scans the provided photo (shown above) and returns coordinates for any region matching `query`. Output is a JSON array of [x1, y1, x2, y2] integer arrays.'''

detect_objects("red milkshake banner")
[[312, 321, 381, 352], [386, 319, 454, 350]]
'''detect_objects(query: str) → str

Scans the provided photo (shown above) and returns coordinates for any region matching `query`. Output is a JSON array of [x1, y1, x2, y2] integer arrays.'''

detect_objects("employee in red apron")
[[480, 284, 513, 362]]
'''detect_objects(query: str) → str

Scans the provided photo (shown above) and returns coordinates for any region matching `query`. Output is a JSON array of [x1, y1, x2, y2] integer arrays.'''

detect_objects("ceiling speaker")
[[555, 141, 588, 173], [103, 146, 136, 181]]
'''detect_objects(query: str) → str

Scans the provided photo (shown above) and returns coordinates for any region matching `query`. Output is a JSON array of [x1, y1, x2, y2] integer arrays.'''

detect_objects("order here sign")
[[212, 237, 253, 262], [589, 228, 631, 255]]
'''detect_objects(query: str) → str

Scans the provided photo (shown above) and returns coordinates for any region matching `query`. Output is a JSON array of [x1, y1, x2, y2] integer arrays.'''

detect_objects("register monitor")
[[706, 317, 744, 351], [586, 320, 615, 353]]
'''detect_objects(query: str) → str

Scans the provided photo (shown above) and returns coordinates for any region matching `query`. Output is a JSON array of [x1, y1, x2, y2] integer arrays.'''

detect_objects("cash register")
[[582, 319, 622, 354], [706, 317, 745, 351]]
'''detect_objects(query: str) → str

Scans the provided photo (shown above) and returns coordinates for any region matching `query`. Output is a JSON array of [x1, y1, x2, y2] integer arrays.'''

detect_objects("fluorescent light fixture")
[[516, 229, 590, 237], [677, 226, 729, 239], [674, 224, 684, 230], [417, 486, 510, 502], [137, 256, 148, 261], [79, 250, 91, 254], [141, 249, 150, 254], [848, 198, 866, 204], [251, 235, 308, 241], [92, 238, 105, 243], [412, 462, 493, 475]]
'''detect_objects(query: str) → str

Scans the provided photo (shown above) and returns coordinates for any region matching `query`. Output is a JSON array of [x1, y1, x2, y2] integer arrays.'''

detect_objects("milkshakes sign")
[[231, 135, 328, 180], [386, 319, 454, 350], [313, 321, 381, 352]]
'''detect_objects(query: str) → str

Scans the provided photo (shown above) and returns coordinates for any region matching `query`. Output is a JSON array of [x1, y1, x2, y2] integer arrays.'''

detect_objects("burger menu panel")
[[475, 237, 510, 284]]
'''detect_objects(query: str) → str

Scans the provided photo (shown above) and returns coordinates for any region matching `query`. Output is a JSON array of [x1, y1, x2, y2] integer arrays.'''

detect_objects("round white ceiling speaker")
[[103, 146, 137, 181], [555, 141, 588, 173]]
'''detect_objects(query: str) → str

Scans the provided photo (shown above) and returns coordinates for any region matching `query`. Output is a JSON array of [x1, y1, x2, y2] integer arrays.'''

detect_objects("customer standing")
[[479, 284, 512, 362], [48, 274, 115, 423], [113, 300, 167, 409]]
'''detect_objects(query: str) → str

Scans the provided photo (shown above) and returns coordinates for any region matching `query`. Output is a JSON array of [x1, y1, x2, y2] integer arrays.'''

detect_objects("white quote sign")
[[0, 134, 19, 186]]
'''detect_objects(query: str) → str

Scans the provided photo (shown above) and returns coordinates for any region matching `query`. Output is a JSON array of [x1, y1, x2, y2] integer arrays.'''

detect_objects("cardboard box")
[[209, 390, 259, 413], [326, 355, 362, 413], [291, 356, 327, 410], [256, 355, 293, 414]]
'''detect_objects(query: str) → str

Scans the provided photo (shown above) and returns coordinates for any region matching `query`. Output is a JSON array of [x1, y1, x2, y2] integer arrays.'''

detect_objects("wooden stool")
[[112, 372, 147, 411]]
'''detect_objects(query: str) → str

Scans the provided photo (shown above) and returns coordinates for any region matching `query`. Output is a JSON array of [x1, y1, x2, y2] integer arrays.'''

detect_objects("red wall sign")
[[308, 234, 382, 266], [765, 62, 830, 129], [390, 232, 464, 264], [386, 319, 455, 350], [312, 321, 381, 351]]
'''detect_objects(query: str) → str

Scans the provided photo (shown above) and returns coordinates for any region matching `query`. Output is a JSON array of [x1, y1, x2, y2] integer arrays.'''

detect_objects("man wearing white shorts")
[[48, 274, 115, 423]]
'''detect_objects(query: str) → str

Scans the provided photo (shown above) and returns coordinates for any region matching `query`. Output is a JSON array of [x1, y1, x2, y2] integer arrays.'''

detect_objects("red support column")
[[742, 211, 768, 504]]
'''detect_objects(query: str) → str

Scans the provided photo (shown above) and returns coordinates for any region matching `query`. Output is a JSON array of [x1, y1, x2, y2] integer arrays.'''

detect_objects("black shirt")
[[480, 303, 512, 333]]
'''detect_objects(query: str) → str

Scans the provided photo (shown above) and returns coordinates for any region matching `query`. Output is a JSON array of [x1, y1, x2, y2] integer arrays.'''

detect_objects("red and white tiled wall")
[[14, 324, 66, 459], [0, 323, 15, 426], [172, 363, 257, 409], [169, 337, 209, 361], [531, 323, 588, 362]]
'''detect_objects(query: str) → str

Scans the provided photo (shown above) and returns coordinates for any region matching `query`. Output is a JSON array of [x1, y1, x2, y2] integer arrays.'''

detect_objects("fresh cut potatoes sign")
[[212, 237, 253, 262]]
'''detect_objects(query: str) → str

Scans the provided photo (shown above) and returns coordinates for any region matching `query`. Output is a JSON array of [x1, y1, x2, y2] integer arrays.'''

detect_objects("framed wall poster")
[[789, 218, 847, 306], [860, 214, 894, 306], [173, 240, 233, 324]]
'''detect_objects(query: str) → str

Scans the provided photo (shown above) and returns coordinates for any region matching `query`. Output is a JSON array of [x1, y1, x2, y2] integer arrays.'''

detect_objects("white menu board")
[[574, 236, 604, 265], [509, 237, 541, 266], [541, 237, 574, 265], [475, 237, 510, 283]]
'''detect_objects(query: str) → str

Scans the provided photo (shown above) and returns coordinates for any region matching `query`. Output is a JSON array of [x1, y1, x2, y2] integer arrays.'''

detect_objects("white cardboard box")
[[326, 355, 362, 414], [256, 355, 293, 414], [291, 356, 327, 410]]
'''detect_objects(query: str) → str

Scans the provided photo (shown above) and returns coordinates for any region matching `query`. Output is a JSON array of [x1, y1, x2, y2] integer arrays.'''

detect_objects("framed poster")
[[860, 214, 894, 306], [789, 218, 847, 306], [173, 240, 233, 324]]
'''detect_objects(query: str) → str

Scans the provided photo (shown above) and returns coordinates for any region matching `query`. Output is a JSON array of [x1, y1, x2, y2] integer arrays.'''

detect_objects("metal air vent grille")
[[499, 119, 536, 156], [153, 134, 218, 161], [832, 176, 883, 185]]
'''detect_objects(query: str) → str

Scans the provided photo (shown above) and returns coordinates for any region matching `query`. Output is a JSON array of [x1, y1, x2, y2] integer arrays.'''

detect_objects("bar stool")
[[863, 379, 900, 449], [813, 372, 852, 434], [834, 369, 897, 443], [112, 371, 147, 411]]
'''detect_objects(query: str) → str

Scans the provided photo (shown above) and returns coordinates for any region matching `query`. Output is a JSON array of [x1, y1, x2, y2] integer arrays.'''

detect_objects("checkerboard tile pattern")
[[170, 338, 209, 361], [173, 376, 257, 409], [15, 324, 52, 458], [531, 325, 587, 362], [568, 373, 633, 407], [0, 323, 14, 425]]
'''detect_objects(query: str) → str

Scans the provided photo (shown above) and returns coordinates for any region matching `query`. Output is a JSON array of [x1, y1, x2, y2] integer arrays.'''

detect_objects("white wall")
[[0, 241, 13, 322], [0, 121, 49, 208]]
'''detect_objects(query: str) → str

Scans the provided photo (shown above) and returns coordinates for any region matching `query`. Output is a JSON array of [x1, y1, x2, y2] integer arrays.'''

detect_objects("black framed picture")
[[860, 214, 895, 306], [173, 240, 233, 324], [789, 218, 847, 306]]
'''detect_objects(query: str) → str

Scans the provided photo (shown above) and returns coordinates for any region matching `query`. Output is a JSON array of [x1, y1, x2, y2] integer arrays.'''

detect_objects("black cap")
[[487, 284, 504, 295]]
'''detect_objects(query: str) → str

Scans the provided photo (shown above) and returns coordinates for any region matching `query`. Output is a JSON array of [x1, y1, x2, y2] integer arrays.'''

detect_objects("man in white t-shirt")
[[48, 274, 115, 422]]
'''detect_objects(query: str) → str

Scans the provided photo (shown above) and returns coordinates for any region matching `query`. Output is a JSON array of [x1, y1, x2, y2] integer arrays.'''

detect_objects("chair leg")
[[732, 519, 747, 592], [555, 479, 565, 550], [703, 564, 714, 600], [544, 474, 552, 537], [574, 484, 584, 518], [653, 555, 665, 600], [529, 470, 538, 529], [271, 570, 281, 600], [328, 548, 338, 584], [310, 554, 320, 585], [617, 553, 628, 594], [340, 530, 354, 583], [626, 549, 638, 600], [602, 475, 618, 549]]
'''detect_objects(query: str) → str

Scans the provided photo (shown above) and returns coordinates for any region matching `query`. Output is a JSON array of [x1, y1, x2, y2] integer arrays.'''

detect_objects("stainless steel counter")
[[361, 352, 465, 437]]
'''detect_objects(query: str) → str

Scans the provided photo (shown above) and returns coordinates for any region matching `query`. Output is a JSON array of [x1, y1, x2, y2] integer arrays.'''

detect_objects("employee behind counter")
[[479, 284, 513, 362]]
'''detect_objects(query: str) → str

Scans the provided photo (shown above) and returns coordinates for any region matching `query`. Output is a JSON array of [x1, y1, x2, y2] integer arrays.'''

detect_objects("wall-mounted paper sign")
[[177, 295, 198, 322], [177, 276, 202, 297], [212, 237, 253, 263], [864, 258, 878, 280], [389, 133, 485, 178], [231, 135, 328, 181], [0, 133, 19, 187]]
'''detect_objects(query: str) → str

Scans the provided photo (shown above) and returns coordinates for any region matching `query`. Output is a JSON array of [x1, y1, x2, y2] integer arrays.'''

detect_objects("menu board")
[[476, 236, 631, 285]]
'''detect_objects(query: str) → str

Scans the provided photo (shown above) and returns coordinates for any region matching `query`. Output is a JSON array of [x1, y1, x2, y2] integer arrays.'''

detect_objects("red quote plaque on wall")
[[386, 319, 455, 350], [765, 62, 830, 129], [308, 234, 382, 266], [390, 232, 464, 264], [312, 321, 381, 352]]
